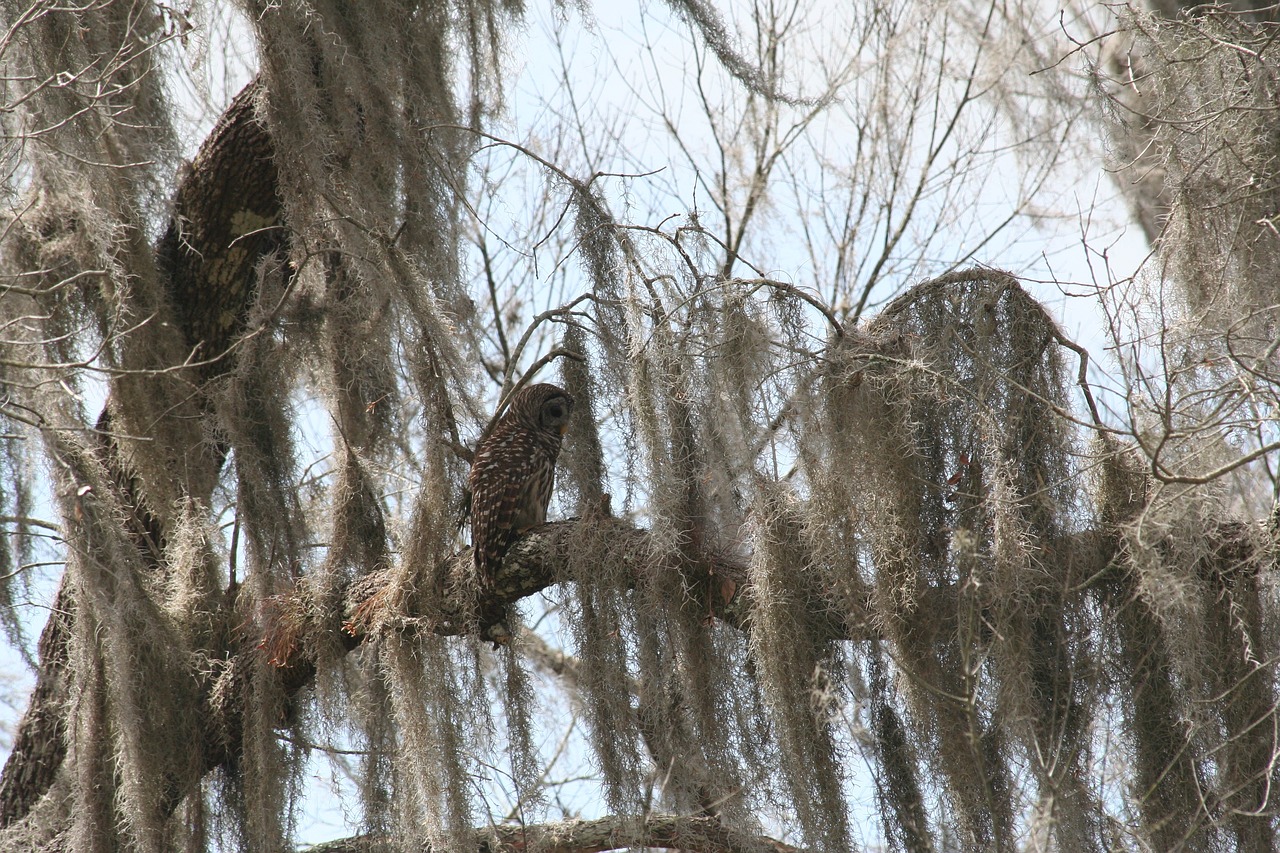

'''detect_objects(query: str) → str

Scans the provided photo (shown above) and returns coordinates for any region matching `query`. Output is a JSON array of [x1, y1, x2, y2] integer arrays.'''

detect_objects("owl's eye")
[[547, 404, 564, 419]]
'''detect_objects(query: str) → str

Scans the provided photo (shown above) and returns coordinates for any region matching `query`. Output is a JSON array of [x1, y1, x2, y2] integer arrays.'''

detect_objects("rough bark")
[[0, 601, 72, 826]]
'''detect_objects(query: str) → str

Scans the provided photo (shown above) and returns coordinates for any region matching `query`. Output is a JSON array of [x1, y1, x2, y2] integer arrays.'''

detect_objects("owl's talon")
[[477, 598, 512, 647], [485, 618, 513, 648]]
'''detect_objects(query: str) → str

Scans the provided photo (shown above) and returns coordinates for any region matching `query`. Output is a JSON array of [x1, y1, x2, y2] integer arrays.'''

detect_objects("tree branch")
[[302, 813, 806, 853], [1, 77, 279, 831]]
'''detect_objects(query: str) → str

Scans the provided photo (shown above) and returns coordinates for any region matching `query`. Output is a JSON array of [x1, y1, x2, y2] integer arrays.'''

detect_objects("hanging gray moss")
[[1, 2, 1278, 852]]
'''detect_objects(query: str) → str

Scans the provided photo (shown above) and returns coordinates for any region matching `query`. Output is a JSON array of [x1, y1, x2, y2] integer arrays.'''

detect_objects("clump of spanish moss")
[[213, 258, 308, 598], [160, 499, 226, 653], [1098, 434, 1280, 850], [555, 323, 657, 814], [560, 518, 649, 816], [53, 435, 207, 853], [558, 323, 610, 514], [315, 253, 397, 615], [568, 183, 635, 411], [1099, 10, 1280, 505], [630, 518, 759, 824], [866, 647, 933, 853], [0, 431, 35, 655], [1104, 10, 1280, 333], [664, 0, 812, 106], [800, 271, 1103, 849], [379, 632, 484, 851], [346, 658, 397, 838], [1091, 436, 1262, 849], [746, 483, 851, 852], [221, 655, 305, 853], [371, 420, 486, 850], [497, 641, 544, 821]]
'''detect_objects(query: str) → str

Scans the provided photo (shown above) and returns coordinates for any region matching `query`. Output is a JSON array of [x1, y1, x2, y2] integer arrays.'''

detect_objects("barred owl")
[[469, 383, 574, 587]]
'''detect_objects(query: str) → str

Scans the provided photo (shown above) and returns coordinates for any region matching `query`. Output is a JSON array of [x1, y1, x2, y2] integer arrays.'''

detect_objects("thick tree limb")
[[0, 78, 279, 832], [0, 502, 1104, 837], [301, 813, 805, 853]]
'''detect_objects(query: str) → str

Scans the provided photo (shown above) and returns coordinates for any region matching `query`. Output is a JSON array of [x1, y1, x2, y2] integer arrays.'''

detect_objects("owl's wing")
[[469, 441, 539, 584]]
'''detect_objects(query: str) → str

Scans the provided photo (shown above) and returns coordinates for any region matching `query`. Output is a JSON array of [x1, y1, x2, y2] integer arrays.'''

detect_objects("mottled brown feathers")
[[469, 383, 574, 586]]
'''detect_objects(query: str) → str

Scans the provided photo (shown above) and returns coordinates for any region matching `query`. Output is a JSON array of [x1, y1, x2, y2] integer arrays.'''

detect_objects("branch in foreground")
[[302, 813, 806, 853]]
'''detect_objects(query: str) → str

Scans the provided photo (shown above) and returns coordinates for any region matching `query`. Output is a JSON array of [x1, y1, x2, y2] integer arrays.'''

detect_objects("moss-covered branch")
[[0, 77, 279, 833], [302, 812, 806, 853], [261, 515, 950, 671]]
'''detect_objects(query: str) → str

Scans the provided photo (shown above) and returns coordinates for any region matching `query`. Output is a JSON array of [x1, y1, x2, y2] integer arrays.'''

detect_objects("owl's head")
[[512, 383, 574, 435]]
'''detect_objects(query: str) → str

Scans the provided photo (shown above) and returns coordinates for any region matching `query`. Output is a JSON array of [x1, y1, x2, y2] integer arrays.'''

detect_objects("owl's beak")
[[558, 421, 571, 435]]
